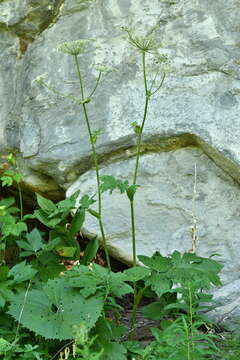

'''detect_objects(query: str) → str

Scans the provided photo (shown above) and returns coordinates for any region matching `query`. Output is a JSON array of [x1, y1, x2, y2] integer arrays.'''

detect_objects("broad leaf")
[[8, 278, 104, 340], [8, 261, 37, 283], [138, 252, 171, 272], [36, 194, 56, 213], [124, 266, 151, 282]]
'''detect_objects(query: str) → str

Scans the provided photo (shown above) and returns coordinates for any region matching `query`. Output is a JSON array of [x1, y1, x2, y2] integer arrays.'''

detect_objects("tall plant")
[[36, 40, 111, 270], [124, 28, 167, 267]]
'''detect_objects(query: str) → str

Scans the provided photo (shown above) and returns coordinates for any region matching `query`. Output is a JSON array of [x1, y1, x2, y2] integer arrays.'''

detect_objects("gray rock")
[[1, 0, 240, 329], [67, 147, 240, 330]]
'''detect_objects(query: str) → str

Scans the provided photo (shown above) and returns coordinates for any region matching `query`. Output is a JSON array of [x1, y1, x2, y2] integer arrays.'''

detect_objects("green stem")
[[131, 52, 150, 264], [17, 183, 23, 221], [88, 71, 102, 98], [74, 55, 111, 270], [130, 285, 146, 332], [130, 51, 150, 330], [130, 200, 136, 267], [188, 285, 194, 351]]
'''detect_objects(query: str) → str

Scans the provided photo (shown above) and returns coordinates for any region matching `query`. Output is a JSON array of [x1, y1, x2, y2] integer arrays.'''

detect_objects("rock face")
[[1, 0, 240, 329]]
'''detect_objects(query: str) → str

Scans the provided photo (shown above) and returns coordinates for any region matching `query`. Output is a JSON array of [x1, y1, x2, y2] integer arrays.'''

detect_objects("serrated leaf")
[[1, 176, 13, 187], [27, 228, 44, 250], [36, 252, 65, 281], [146, 272, 172, 297], [8, 261, 37, 283], [2, 221, 27, 237], [124, 266, 151, 282], [109, 272, 133, 297], [138, 252, 171, 272], [8, 278, 104, 340], [100, 175, 129, 194], [100, 341, 127, 360]]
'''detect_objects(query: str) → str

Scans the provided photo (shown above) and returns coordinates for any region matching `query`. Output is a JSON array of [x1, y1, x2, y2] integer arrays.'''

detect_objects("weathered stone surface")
[[67, 147, 240, 329], [1, 0, 240, 190], [1, 0, 240, 328], [0, 0, 64, 40]]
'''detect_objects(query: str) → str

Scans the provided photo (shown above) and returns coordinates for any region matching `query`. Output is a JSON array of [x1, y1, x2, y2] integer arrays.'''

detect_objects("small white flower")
[[92, 63, 116, 73], [57, 40, 88, 56]]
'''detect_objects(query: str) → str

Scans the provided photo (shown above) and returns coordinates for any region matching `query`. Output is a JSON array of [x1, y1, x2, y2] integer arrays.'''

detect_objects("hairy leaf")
[[8, 278, 104, 340]]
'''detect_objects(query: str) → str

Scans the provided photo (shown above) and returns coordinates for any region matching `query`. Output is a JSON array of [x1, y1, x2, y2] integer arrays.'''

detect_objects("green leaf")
[[36, 194, 57, 213], [82, 237, 99, 265], [36, 252, 65, 281], [8, 278, 104, 340], [0, 266, 9, 281], [100, 176, 129, 194], [25, 228, 44, 253], [108, 272, 133, 297], [0, 284, 14, 308], [138, 252, 171, 272], [80, 194, 96, 209], [55, 246, 76, 258], [0, 338, 11, 354], [33, 209, 62, 228], [2, 221, 27, 238], [145, 272, 172, 297], [88, 208, 101, 219], [124, 266, 151, 282], [100, 342, 127, 360], [1, 176, 13, 187], [126, 184, 138, 201], [131, 121, 141, 135], [69, 208, 85, 236], [142, 301, 164, 320], [0, 197, 15, 208], [43, 238, 61, 252], [8, 261, 37, 283]]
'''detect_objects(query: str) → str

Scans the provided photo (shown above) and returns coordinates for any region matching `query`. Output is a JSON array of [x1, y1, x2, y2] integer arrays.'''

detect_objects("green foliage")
[[100, 175, 139, 201], [0, 197, 27, 240], [31, 191, 98, 260], [0, 261, 37, 308], [8, 276, 104, 340], [0, 170, 22, 187], [218, 332, 240, 360], [139, 251, 222, 322]]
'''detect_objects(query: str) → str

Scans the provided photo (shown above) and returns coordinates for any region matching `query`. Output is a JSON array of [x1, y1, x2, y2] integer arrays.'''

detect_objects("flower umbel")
[[57, 40, 88, 56], [123, 27, 157, 53]]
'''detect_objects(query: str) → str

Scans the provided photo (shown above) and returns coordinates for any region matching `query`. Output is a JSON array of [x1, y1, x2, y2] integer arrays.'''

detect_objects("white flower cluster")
[[57, 40, 88, 56]]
